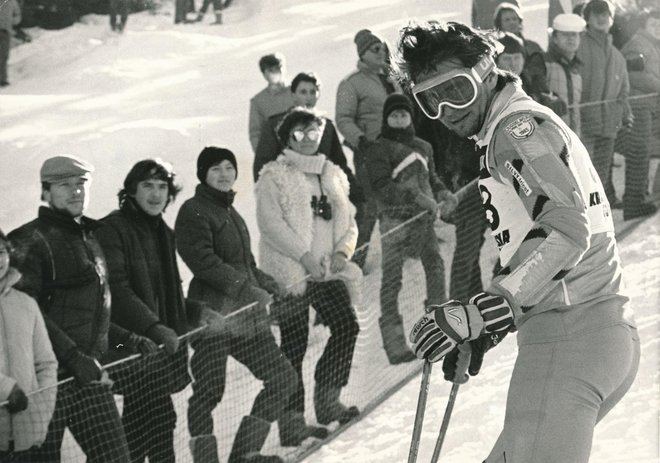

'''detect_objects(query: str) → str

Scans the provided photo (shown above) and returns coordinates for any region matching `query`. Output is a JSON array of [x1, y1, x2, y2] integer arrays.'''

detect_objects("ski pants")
[[485, 304, 639, 463]]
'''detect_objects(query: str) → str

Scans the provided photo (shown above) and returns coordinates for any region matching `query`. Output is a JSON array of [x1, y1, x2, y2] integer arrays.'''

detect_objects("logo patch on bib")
[[505, 115, 535, 140]]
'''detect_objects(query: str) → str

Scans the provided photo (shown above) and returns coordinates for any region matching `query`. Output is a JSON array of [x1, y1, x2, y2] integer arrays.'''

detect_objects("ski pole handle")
[[452, 342, 472, 384]]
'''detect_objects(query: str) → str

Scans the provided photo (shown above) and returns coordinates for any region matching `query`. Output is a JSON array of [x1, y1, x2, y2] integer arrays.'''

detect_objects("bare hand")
[[330, 252, 348, 273], [300, 252, 325, 280]]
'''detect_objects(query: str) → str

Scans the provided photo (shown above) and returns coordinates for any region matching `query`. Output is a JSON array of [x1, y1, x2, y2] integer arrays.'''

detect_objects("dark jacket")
[[253, 111, 361, 201], [95, 200, 203, 337], [9, 206, 128, 372], [366, 126, 446, 221], [175, 184, 278, 314]]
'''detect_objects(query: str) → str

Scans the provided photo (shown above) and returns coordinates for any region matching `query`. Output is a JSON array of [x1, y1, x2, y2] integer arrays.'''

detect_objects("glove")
[[259, 277, 282, 299], [146, 323, 180, 355], [540, 92, 568, 117], [414, 193, 439, 217], [65, 350, 103, 385], [199, 306, 226, 333], [5, 384, 28, 414], [626, 54, 645, 72], [436, 190, 459, 218], [357, 135, 371, 153], [442, 330, 508, 382], [409, 292, 513, 363], [123, 332, 159, 355]]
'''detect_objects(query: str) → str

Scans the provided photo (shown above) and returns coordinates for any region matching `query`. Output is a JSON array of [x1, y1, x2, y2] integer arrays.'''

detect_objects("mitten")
[[65, 350, 103, 385], [124, 332, 159, 355], [146, 323, 180, 355], [6, 384, 28, 414]]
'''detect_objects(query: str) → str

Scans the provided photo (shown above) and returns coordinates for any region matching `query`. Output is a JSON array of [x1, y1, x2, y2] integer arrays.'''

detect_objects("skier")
[[394, 20, 640, 462]]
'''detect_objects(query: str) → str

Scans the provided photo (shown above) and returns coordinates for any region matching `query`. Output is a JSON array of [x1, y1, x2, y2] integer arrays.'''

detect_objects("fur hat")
[[197, 147, 238, 183], [354, 29, 382, 57], [383, 94, 414, 121], [40, 155, 94, 183]]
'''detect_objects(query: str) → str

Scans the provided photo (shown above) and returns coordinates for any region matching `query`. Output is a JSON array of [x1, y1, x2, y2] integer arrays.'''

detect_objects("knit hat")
[[383, 93, 414, 121], [552, 13, 586, 32], [354, 29, 382, 57], [40, 155, 94, 183], [196, 147, 238, 183]]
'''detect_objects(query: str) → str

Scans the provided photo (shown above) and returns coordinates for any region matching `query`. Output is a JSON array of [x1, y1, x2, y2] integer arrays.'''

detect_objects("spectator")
[[336, 29, 397, 268], [253, 71, 359, 203], [248, 53, 295, 153], [9, 155, 131, 462], [365, 94, 456, 364], [620, 9, 660, 220], [472, 0, 520, 30], [549, 0, 587, 25], [494, 3, 551, 104], [109, 0, 128, 32], [95, 159, 224, 463], [175, 147, 307, 463], [256, 108, 361, 428], [577, 0, 633, 207], [0, 228, 58, 462], [545, 13, 587, 135], [195, 0, 226, 24], [0, 0, 21, 87]]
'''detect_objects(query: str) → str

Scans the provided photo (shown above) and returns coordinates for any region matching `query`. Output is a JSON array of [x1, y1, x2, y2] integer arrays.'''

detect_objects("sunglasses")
[[411, 55, 495, 120], [291, 128, 322, 142]]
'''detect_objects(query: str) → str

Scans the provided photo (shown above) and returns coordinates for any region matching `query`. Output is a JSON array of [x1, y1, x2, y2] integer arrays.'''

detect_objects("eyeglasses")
[[291, 128, 322, 142], [411, 55, 495, 120]]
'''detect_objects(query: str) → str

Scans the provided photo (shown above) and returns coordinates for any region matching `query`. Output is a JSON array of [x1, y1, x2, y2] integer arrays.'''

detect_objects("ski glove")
[[5, 384, 28, 414], [146, 323, 180, 355], [409, 292, 513, 363], [442, 330, 508, 382], [65, 350, 103, 385], [124, 332, 159, 355]]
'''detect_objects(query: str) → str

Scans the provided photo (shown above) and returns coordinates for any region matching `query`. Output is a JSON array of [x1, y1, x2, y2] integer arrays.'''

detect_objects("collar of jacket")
[[195, 183, 236, 207], [380, 124, 415, 143], [38, 205, 100, 232], [547, 41, 581, 68], [119, 197, 163, 230], [357, 59, 385, 76], [473, 82, 522, 146], [585, 28, 612, 48]]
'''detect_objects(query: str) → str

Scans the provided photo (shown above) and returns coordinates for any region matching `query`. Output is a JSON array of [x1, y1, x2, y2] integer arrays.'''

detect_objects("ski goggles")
[[291, 128, 322, 142], [411, 55, 496, 120]]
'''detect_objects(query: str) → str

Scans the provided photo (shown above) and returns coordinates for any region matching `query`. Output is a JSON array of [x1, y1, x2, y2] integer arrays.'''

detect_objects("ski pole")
[[408, 360, 432, 463], [430, 343, 471, 462]]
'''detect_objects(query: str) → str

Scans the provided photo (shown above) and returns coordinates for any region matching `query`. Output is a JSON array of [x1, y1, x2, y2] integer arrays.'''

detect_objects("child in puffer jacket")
[[365, 94, 458, 365], [0, 228, 58, 460]]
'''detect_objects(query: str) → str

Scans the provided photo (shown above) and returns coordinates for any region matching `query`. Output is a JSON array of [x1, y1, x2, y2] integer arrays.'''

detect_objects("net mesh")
[[1, 94, 657, 463]]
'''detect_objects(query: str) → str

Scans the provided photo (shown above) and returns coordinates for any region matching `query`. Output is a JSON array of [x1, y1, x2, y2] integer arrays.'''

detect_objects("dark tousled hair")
[[118, 159, 182, 211], [391, 21, 502, 91], [276, 107, 324, 146], [291, 72, 321, 93], [259, 53, 285, 73]]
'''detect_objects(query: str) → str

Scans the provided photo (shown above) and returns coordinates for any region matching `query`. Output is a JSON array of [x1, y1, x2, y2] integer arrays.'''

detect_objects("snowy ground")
[[0, 1, 658, 462]]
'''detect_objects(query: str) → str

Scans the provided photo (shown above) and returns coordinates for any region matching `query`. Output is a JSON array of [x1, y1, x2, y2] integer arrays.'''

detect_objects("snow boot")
[[213, 11, 223, 24], [228, 415, 283, 463], [314, 384, 359, 426], [278, 411, 328, 447], [379, 318, 416, 365], [195, 12, 205, 22], [190, 435, 220, 463]]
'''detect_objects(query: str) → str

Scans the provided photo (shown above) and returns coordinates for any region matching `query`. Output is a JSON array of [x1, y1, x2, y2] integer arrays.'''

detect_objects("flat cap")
[[552, 13, 586, 32], [40, 155, 94, 183]]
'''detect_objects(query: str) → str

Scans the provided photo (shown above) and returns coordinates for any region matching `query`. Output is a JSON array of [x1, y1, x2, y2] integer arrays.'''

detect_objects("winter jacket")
[[248, 84, 295, 152], [366, 129, 447, 221], [621, 28, 660, 111], [9, 207, 129, 375], [96, 200, 204, 338], [545, 41, 583, 135], [175, 184, 278, 314], [0, 284, 57, 452], [521, 37, 550, 101], [0, 0, 21, 33], [336, 61, 396, 148], [256, 152, 357, 295], [577, 28, 632, 138]]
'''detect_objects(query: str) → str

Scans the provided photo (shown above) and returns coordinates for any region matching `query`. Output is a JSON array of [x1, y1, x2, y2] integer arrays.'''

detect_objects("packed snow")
[[0, 0, 657, 462]]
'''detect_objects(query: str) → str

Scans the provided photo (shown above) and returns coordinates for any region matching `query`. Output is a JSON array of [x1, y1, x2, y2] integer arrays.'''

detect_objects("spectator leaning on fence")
[[577, 0, 633, 207], [8, 155, 131, 462], [176, 147, 305, 463], [0, 0, 21, 87], [545, 13, 586, 135], [95, 159, 224, 463], [365, 94, 456, 365], [256, 107, 361, 429], [248, 53, 295, 153], [336, 29, 397, 268], [619, 8, 660, 220], [0, 228, 57, 462]]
